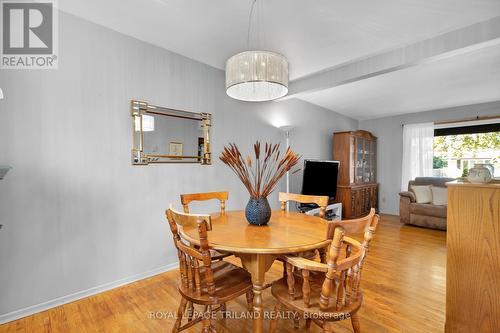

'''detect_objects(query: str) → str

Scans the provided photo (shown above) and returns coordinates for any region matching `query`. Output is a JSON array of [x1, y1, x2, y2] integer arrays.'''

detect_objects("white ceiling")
[[300, 43, 500, 120], [59, 0, 500, 119], [59, 0, 500, 79]]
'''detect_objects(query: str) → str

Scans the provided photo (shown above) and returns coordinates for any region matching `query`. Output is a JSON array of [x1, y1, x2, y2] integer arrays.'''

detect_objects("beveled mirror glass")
[[131, 100, 212, 165]]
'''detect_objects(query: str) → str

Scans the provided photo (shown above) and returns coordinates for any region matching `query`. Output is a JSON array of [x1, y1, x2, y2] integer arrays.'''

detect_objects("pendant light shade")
[[225, 51, 289, 102]]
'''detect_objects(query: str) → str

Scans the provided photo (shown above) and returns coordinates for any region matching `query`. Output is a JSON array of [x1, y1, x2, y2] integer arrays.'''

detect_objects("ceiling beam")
[[284, 16, 500, 99]]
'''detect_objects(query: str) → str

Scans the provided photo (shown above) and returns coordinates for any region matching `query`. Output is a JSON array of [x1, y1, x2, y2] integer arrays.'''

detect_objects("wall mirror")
[[131, 100, 212, 165]]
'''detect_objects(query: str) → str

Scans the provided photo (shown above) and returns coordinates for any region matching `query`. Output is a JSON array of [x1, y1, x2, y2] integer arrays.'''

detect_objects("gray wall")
[[0, 12, 357, 318], [359, 101, 500, 214]]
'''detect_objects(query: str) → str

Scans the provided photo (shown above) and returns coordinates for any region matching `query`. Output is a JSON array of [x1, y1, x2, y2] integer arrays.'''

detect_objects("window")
[[433, 122, 500, 178]]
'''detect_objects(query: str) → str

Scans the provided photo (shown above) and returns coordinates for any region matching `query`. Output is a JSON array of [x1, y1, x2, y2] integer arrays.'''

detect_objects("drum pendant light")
[[225, 0, 289, 102]]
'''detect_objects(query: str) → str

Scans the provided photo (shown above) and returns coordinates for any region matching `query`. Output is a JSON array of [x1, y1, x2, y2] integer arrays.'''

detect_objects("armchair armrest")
[[399, 191, 414, 224], [398, 191, 416, 202]]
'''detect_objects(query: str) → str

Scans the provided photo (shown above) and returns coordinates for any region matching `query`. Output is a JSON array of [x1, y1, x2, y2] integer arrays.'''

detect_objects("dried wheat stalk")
[[220, 142, 301, 198]]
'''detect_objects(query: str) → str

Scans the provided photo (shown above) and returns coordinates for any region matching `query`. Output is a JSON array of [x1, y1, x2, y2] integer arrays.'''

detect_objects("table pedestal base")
[[236, 253, 276, 333]]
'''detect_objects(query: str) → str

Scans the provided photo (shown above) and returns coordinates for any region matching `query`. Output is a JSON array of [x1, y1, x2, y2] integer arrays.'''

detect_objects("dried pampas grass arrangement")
[[219, 141, 301, 198]]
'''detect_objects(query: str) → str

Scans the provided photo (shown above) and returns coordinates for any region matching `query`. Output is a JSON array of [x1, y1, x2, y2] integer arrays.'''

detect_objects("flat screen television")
[[301, 159, 340, 201]]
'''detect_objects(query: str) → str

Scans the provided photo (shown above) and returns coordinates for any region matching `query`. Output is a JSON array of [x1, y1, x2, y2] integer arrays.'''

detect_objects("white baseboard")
[[0, 262, 179, 325]]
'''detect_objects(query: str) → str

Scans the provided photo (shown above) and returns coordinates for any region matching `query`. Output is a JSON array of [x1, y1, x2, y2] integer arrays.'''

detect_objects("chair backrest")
[[284, 208, 379, 311], [321, 208, 378, 310], [166, 206, 215, 296], [326, 208, 377, 240], [180, 191, 229, 213], [278, 192, 329, 218]]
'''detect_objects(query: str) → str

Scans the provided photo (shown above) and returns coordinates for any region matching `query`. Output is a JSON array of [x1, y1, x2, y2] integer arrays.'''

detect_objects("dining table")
[[179, 209, 330, 333]]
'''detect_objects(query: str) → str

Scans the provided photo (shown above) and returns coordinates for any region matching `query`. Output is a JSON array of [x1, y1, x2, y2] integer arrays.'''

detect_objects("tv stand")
[[300, 203, 342, 221], [297, 203, 319, 212]]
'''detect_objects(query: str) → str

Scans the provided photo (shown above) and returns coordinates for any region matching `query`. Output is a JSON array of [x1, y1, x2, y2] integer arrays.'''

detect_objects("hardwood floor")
[[0, 214, 446, 333]]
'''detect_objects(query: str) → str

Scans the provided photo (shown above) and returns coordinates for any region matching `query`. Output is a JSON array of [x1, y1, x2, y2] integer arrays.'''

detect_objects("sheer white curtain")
[[401, 122, 434, 191]]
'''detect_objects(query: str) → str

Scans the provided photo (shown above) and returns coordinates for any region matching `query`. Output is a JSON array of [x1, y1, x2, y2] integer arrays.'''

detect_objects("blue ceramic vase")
[[245, 197, 271, 226]]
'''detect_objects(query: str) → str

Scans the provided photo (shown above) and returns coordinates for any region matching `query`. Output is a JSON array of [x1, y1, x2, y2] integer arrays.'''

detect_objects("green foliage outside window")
[[433, 132, 500, 159], [433, 131, 499, 178], [461, 165, 469, 177], [433, 156, 448, 169]]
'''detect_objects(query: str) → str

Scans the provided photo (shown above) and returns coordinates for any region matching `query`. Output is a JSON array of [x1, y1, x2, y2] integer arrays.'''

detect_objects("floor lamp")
[[279, 126, 294, 211]]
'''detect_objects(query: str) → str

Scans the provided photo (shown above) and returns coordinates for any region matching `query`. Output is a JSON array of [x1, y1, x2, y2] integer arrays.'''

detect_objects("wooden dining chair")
[[180, 191, 231, 261], [166, 206, 254, 333], [278, 192, 330, 269], [269, 209, 379, 333]]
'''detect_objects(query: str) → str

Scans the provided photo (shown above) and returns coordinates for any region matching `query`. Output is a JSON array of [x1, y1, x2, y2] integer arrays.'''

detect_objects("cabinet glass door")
[[356, 138, 364, 183], [366, 141, 372, 182], [349, 136, 356, 184]]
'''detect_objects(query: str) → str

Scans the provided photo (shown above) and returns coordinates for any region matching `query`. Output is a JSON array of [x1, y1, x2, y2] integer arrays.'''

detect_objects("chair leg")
[[172, 298, 187, 333], [202, 305, 211, 333], [220, 303, 226, 318], [269, 303, 282, 333], [186, 301, 194, 322], [246, 290, 254, 310], [306, 318, 312, 330], [293, 313, 300, 329], [282, 261, 287, 278], [351, 312, 361, 333], [210, 306, 218, 333]]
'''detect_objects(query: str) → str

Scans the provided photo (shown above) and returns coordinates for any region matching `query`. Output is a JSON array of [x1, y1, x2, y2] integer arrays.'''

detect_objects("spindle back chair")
[[166, 206, 253, 333], [278, 192, 330, 267], [270, 209, 379, 333]]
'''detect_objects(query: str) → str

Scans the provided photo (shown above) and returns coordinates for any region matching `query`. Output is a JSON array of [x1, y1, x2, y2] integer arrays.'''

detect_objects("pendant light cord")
[[247, 0, 257, 50]]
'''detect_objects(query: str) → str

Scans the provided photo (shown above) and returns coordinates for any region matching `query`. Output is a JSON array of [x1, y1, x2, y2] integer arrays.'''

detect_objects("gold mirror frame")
[[131, 100, 212, 165]]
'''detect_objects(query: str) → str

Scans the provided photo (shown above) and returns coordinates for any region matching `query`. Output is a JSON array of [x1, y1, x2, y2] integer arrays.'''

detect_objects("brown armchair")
[[399, 177, 454, 230]]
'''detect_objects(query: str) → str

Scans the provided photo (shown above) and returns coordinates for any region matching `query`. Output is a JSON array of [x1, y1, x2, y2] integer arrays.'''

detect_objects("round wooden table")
[[180, 210, 330, 333]]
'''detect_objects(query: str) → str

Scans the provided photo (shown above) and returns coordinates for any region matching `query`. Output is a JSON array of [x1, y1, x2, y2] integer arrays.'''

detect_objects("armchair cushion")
[[410, 185, 433, 203], [410, 203, 447, 218], [431, 186, 448, 205]]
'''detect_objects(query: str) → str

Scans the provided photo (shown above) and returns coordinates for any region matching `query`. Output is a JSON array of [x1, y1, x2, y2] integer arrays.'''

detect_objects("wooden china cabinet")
[[333, 130, 378, 219]]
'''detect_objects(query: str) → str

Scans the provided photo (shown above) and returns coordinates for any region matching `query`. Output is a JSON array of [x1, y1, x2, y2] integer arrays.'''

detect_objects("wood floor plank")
[[0, 214, 446, 332]]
